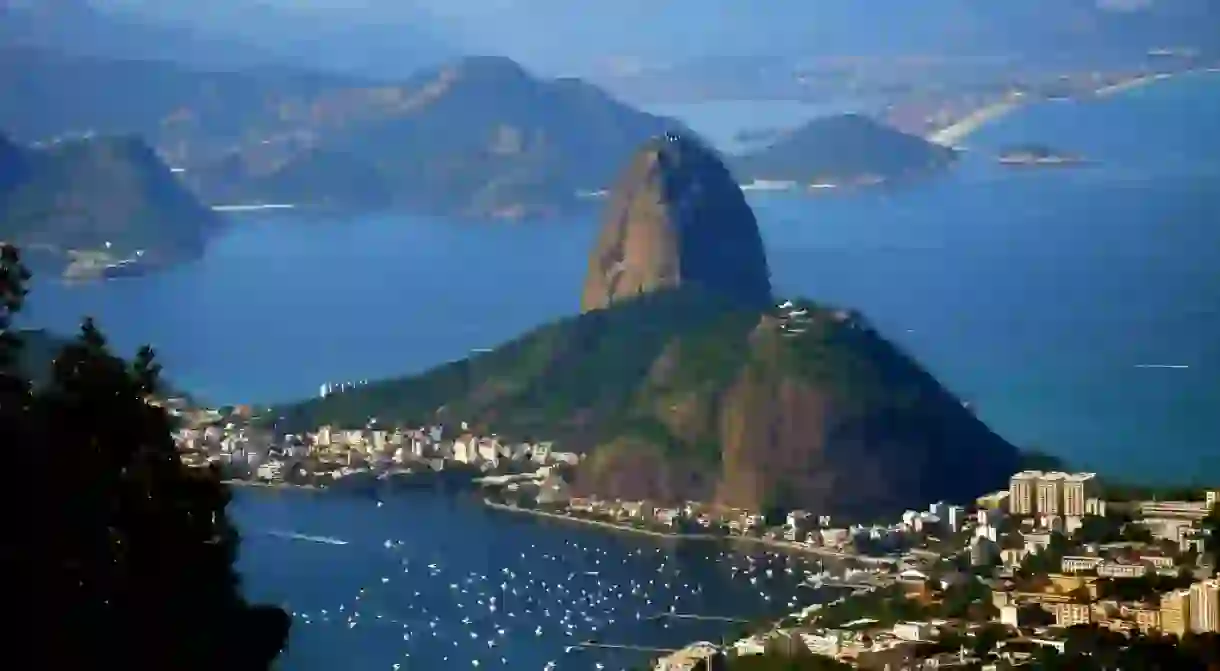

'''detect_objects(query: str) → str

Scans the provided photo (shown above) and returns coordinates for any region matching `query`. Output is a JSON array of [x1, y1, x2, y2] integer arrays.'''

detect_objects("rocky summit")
[[275, 134, 1019, 519], [580, 133, 773, 313]]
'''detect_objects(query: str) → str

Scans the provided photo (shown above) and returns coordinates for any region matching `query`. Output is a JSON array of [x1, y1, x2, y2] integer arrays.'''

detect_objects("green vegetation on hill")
[[731, 113, 958, 184], [272, 288, 1018, 515], [274, 289, 751, 441]]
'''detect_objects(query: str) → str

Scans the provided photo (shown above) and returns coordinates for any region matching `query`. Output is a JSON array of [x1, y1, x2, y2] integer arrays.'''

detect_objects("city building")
[[892, 621, 934, 642], [1009, 471, 1039, 515], [1054, 603, 1092, 627], [1062, 473, 1099, 517], [1036, 473, 1065, 517], [1161, 589, 1191, 637], [1009, 470, 1100, 519], [947, 505, 966, 532], [653, 641, 721, 671], [1191, 579, 1220, 633]]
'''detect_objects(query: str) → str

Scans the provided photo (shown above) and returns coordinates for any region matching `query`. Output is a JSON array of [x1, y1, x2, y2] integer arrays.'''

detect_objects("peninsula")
[[0, 130, 218, 279], [270, 133, 1018, 519]]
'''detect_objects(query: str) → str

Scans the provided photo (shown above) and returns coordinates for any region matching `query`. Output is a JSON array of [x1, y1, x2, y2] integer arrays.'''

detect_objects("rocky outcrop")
[[275, 135, 1019, 520], [581, 134, 773, 313], [567, 305, 1019, 517]]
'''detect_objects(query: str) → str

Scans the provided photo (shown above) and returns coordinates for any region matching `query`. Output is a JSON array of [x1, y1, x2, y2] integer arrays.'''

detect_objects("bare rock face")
[[580, 134, 773, 313]]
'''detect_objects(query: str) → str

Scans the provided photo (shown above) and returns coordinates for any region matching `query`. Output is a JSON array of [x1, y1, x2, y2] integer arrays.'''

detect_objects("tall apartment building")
[[1008, 470, 1099, 518], [1009, 471, 1039, 515], [1062, 473, 1099, 517], [1161, 589, 1191, 637], [1036, 473, 1065, 517], [1191, 579, 1220, 634]]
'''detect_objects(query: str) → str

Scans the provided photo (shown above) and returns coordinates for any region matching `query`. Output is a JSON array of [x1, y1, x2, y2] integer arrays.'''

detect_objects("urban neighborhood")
[[163, 400, 1220, 670]]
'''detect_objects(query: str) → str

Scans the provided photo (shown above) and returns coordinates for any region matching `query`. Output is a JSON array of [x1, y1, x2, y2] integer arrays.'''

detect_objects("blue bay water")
[[233, 488, 832, 671], [20, 72, 1220, 482]]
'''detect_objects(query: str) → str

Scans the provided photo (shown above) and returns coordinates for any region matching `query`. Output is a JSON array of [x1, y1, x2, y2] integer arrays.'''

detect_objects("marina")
[[236, 489, 845, 671]]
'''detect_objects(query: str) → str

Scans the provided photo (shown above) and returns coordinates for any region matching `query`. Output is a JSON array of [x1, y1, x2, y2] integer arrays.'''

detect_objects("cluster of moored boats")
[[274, 529, 850, 670]]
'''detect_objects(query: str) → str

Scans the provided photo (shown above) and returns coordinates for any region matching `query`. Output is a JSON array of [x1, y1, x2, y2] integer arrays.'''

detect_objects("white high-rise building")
[[1191, 579, 1220, 633], [1010, 470, 1100, 518], [1062, 473, 1098, 517], [1036, 473, 1065, 516], [947, 505, 966, 532], [1009, 471, 1040, 515]]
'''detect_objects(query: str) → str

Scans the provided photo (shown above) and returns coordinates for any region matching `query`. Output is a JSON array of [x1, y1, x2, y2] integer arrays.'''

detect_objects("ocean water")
[[18, 72, 1220, 483], [233, 488, 834, 671]]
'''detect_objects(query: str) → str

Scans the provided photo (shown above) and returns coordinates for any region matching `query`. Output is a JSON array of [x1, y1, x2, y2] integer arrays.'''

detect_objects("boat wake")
[[266, 530, 349, 546], [1133, 364, 1190, 369]]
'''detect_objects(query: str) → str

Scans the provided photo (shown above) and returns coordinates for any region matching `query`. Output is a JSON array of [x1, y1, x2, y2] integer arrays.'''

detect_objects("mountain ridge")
[[0, 132, 219, 275], [195, 56, 691, 217]]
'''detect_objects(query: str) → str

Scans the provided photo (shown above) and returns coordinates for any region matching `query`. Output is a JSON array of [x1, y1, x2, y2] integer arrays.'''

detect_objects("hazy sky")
[[86, 0, 1210, 76]]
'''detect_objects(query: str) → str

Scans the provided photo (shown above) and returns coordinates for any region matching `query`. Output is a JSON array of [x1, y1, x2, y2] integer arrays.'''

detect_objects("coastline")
[[926, 96, 1024, 147], [483, 501, 851, 559], [928, 68, 1210, 147], [223, 479, 322, 491]]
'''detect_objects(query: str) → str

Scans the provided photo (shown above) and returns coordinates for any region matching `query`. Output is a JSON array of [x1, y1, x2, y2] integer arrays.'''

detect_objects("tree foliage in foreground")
[[0, 244, 289, 670]]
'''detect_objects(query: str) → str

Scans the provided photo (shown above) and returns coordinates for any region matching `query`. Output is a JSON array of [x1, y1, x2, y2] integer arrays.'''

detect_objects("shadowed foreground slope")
[[0, 245, 287, 669]]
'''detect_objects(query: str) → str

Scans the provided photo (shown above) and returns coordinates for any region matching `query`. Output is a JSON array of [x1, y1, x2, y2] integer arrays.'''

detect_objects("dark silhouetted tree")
[[0, 244, 288, 670]]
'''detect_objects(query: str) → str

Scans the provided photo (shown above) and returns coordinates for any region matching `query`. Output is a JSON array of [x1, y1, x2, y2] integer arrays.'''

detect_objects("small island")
[[996, 144, 1089, 167], [730, 114, 959, 189]]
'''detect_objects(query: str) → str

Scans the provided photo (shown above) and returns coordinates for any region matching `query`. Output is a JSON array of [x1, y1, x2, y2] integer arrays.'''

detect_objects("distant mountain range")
[[1, 45, 953, 218], [0, 48, 691, 218], [0, 130, 218, 275], [186, 56, 690, 217], [2, 0, 454, 78]]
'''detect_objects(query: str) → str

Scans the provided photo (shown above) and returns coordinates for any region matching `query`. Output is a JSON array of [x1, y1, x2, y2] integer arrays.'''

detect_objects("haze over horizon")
[[17, 0, 1220, 78]]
